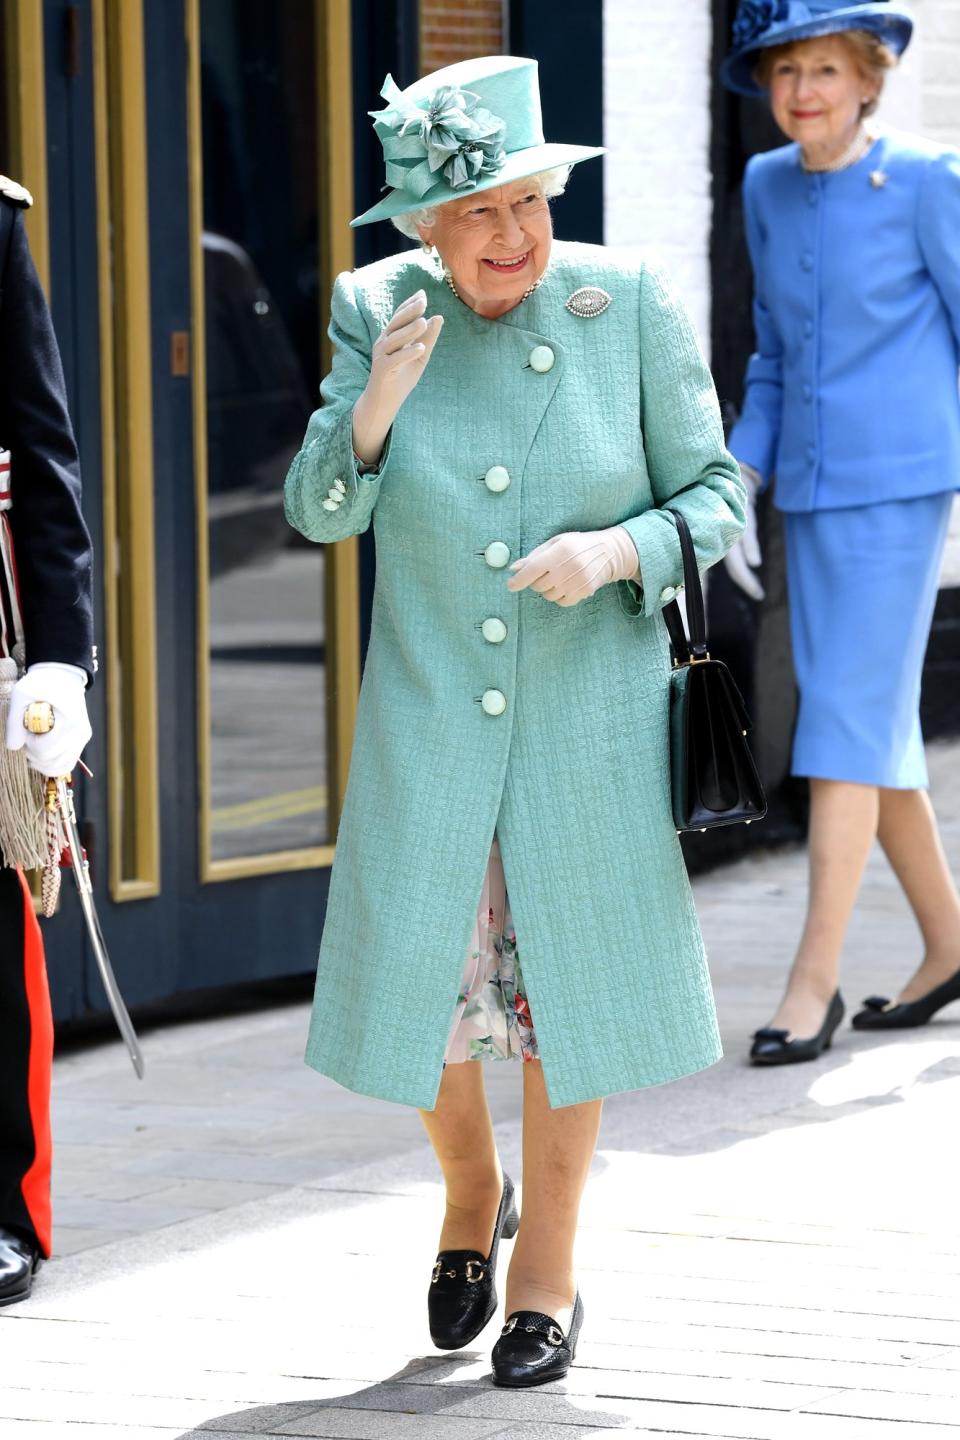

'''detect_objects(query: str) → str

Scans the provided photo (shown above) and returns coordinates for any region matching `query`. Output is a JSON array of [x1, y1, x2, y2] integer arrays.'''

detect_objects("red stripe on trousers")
[[17, 869, 53, 1257]]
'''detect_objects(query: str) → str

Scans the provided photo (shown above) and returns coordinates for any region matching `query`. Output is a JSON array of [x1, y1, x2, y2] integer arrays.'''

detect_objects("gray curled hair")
[[390, 165, 572, 242]]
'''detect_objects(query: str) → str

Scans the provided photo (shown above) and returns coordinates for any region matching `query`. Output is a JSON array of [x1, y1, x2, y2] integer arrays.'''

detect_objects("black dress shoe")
[[428, 1174, 520, 1350], [492, 1292, 584, 1388], [852, 968, 960, 1030], [0, 1228, 41, 1307], [749, 991, 845, 1066]]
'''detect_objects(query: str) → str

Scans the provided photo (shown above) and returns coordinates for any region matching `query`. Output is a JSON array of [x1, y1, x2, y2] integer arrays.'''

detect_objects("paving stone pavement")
[[1, 745, 959, 1439]]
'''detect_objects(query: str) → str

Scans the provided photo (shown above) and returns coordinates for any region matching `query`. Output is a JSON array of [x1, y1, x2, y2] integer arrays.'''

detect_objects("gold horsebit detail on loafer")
[[501, 1316, 564, 1345], [432, 1259, 486, 1284]]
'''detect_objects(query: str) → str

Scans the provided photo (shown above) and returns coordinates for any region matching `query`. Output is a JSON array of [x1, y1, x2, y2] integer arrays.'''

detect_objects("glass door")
[[188, 0, 358, 881]]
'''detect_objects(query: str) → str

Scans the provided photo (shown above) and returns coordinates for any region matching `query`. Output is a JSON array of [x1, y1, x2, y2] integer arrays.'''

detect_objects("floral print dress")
[[444, 836, 540, 1064]]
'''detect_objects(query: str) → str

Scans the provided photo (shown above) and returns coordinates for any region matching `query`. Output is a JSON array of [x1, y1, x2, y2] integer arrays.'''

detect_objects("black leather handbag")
[[661, 508, 767, 833]]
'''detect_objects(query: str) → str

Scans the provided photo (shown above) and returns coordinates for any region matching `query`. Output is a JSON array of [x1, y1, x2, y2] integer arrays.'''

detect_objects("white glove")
[[5, 662, 92, 775], [723, 462, 764, 601], [507, 525, 640, 608], [352, 290, 444, 466]]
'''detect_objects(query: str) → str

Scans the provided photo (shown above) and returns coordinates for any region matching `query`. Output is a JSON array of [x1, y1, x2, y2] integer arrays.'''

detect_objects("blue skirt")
[[784, 492, 953, 789]]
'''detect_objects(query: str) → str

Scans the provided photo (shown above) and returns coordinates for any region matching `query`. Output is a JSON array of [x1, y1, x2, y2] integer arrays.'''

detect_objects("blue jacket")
[[729, 130, 960, 513]]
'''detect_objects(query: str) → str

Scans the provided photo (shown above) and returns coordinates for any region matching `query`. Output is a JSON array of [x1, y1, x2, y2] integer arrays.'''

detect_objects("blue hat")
[[721, 1, 914, 96], [351, 55, 604, 228]]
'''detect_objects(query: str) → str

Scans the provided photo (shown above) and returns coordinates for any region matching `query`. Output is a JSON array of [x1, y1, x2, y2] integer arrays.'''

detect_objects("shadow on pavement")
[[595, 1022, 960, 1160], [175, 1351, 629, 1437]]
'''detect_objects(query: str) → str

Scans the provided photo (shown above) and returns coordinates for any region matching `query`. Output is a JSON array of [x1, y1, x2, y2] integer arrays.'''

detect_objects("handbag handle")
[[661, 507, 707, 664]]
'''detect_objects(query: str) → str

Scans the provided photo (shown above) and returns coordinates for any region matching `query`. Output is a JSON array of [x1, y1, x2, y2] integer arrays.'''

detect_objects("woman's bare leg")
[[419, 1060, 503, 1253], [505, 1060, 602, 1329], [765, 778, 879, 1037], [877, 787, 960, 1002]]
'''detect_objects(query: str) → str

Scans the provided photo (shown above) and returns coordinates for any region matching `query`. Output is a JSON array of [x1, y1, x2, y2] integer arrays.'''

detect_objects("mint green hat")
[[351, 55, 605, 228]]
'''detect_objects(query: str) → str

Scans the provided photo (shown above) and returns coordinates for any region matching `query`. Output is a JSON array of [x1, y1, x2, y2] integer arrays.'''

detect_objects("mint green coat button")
[[481, 689, 507, 716], [484, 465, 511, 493], [484, 541, 511, 569], [482, 617, 507, 644], [529, 345, 555, 373]]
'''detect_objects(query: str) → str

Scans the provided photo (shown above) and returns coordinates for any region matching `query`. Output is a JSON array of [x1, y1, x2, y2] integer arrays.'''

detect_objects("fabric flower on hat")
[[732, 0, 790, 48], [372, 76, 507, 200]]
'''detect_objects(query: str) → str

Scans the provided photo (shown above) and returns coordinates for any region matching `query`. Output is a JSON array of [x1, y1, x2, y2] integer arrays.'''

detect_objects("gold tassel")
[[0, 654, 47, 869]]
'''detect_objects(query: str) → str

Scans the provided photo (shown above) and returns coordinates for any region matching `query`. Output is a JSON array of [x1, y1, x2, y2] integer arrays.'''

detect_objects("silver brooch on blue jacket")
[[565, 286, 611, 319]]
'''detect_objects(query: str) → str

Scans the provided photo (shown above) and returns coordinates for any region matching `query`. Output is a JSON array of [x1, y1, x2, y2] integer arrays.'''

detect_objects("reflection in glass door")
[[195, 0, 328, 867]]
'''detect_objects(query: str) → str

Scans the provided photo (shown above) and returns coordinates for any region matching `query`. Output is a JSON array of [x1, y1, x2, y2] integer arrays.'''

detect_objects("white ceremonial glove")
[[723, 462, 765, 601], [507, 525, 640, 608], [5, 662, 92, 775], [352, 290, 444, 466]]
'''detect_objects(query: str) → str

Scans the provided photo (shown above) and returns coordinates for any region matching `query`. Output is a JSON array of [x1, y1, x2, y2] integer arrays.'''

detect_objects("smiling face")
[[419, 177, 554, 318], [767, 34, 878, 157]]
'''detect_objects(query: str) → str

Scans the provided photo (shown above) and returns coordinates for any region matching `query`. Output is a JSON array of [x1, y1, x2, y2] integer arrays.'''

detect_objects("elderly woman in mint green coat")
[[285, 55, 744, 1387]]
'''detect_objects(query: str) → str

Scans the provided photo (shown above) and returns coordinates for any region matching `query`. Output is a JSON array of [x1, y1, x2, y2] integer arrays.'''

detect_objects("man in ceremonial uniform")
[[0, 175, 94, 1305]]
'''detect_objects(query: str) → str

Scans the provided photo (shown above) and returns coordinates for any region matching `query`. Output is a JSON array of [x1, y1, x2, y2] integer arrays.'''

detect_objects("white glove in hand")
[[352, 290, 444, 465], [507, 525, 640, 608], [5, 663, 92, 775], [723, 462, 764, 601]]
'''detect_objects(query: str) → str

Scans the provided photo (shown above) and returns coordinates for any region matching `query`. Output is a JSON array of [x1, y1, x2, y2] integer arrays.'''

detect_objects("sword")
[[24, 701, 145, 1078]]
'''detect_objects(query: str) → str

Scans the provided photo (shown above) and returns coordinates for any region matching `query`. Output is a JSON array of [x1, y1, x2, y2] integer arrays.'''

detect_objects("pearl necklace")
[[801, 125, 876, 174], [445, 270, 545, 305]]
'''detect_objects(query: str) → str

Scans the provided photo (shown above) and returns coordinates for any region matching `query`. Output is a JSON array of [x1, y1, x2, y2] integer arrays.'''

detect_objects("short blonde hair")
[[754, 30, 898, 117], [390, 165, 571, 242]]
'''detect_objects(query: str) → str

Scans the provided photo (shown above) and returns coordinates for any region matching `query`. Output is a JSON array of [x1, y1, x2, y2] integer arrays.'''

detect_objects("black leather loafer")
[[852, 968, 960, 1030], [0, 1228, 41, 1307], [491, 1292, 584, 1388], [750, 991, 845, 1065], [428, 1174, 520, 1350]]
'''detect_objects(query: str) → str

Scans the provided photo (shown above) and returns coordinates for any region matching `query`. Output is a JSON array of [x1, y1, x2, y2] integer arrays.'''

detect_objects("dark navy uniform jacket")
[[0, 186, 94, 680]]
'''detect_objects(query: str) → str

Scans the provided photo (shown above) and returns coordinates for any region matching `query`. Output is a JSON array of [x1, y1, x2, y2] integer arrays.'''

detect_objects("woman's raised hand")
[[352, 291, 443, 466]]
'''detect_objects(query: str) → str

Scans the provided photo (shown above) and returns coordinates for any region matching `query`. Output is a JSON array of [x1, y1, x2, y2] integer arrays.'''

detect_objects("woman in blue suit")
[[722, 1, 960, 1062]]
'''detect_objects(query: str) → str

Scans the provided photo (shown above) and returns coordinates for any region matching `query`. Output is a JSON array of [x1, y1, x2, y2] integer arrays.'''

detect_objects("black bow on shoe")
[[852, 969, 960, 1030], [748, 993, 845, 1066]]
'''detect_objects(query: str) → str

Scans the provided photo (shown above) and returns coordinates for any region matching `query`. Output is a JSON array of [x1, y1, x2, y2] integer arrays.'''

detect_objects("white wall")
[[881, 0, 960, 142], [888, 0, 960, 583], [603, 0, 714, 350]]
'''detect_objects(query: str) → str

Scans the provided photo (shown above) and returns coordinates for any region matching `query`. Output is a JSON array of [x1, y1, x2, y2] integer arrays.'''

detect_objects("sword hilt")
[[24, 700, 54, 734]]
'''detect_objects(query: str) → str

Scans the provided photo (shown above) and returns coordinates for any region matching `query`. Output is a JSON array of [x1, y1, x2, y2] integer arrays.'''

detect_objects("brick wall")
[[420, 0, 505, 76], [603, 0, 714, 352]]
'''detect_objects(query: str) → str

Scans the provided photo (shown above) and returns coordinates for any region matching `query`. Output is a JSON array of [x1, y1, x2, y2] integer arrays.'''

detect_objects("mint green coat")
[[285, 241, 745, 1109]]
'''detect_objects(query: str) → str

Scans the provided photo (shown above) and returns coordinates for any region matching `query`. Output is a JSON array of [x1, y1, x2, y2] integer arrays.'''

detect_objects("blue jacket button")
[[529, 345, 555, 373], [484, 465, 511, 493], [481, 689, 507, 716]]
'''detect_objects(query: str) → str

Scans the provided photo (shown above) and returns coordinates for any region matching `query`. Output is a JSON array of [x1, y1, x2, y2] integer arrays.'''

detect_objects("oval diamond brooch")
[[565, 286, 612, 319]]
